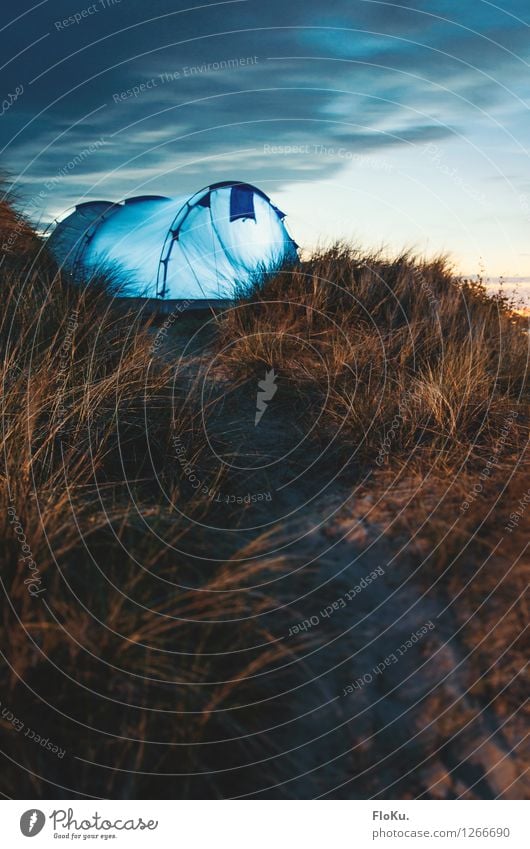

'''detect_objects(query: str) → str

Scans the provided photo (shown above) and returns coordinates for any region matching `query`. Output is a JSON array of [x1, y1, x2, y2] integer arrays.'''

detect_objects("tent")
[[47, 181, 298, 300]]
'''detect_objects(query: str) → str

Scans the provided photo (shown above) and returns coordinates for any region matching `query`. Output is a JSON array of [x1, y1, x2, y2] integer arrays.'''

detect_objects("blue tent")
[[47, 181, 297, 300]]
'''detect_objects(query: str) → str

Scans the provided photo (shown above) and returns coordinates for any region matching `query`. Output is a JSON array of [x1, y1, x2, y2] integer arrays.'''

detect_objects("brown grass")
[[0, 201, 528, 799], [218, 245, 528, 468]]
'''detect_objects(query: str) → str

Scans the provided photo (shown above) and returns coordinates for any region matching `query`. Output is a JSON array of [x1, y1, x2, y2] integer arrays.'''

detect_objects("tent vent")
[[229, 185, 256, 222]]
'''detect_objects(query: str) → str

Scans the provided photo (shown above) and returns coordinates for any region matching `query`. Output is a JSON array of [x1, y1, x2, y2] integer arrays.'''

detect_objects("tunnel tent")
[[47, 181, 298, 300]]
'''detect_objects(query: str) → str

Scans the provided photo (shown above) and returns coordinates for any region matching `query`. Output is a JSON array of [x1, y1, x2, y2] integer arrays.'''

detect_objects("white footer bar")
[[2, 799, 527, 848]]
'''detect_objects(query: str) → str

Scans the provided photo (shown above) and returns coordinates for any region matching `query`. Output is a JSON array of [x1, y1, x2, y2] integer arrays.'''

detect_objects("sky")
[[1, 0, 529, 296]]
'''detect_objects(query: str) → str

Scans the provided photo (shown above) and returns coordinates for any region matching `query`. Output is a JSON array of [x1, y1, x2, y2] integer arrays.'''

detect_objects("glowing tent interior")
[[47, 181, 298, 300]]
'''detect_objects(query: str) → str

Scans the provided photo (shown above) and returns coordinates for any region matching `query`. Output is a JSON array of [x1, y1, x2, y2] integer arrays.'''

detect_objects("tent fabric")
[[47, 182, 297, 300], [46, 200, 116, 271]]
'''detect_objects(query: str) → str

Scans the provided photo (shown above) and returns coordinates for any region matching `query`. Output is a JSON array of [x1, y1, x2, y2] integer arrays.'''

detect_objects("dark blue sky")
[[1, 1, 529, 280]]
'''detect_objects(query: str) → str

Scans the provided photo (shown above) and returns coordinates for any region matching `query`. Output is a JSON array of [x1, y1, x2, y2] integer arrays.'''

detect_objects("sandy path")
[[160, 322, 528, 799]]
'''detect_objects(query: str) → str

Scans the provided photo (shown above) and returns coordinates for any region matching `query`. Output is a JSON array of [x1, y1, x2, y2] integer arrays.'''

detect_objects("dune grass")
[[0, 199, 528, 798]]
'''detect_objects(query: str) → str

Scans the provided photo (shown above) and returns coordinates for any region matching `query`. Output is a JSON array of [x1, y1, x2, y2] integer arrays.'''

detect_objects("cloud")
[[1, 0, 528, 216]]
